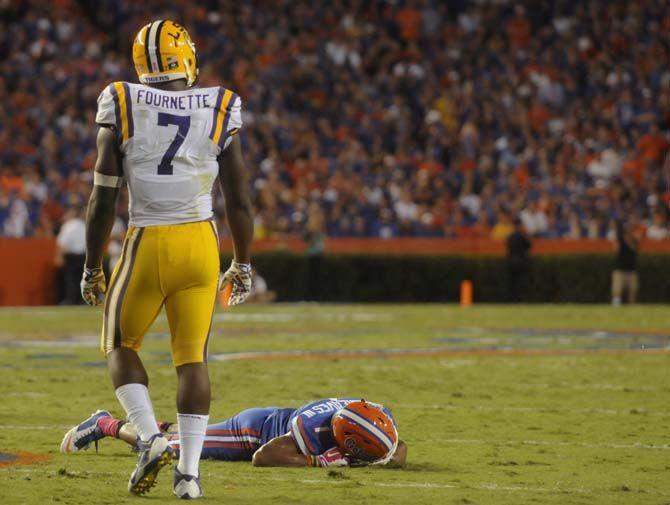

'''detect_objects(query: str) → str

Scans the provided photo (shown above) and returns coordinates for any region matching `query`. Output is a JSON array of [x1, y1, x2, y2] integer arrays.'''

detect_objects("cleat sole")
[[129, 449, 174, 495]]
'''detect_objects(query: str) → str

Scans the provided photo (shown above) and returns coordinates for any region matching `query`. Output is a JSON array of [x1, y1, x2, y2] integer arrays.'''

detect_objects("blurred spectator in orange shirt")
[[396, 6, 421, 41], [471, 210, 491, 238], [417, 155, 443, 176], [636, 124, 669, 163], [1, 168, 24, 195], [506, 5, 531, 48], [622, 156, 645, 186], [528, 101, 551, 132]]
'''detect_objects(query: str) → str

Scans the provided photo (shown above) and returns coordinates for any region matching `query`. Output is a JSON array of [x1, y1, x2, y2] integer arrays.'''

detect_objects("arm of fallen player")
[[252, 433, 313, 467], [387, 440, 407, 467]]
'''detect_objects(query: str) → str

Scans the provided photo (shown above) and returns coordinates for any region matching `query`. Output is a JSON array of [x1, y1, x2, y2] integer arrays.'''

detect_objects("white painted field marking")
[[441, 438, 670, 451], [0, 425, 70, 430], [212, 311, 394, 323], [350, 313, 394, 322], [8, 467, 670, 497], [295, 479, 595, 494], [394, 403, 670, 417], [0, 307, 93, 316], [214, 313, 296, 323], [209, 346, 451, 361], [1, 423, 667, 453], [0, 338, 99, 348], [439, 359, 476, 368], [476, 380, 660, 393]]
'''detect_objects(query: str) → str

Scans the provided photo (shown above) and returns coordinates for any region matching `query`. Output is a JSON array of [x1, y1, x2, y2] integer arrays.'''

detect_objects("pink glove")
[[310, 447, 350, 467]]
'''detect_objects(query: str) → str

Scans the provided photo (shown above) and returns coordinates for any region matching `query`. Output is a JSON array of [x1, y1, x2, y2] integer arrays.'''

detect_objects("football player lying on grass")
[[61, 398, 407, 468]]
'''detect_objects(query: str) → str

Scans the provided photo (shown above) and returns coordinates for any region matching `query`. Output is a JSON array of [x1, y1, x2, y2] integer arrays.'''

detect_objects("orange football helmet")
[[331, 400, 398, 464]]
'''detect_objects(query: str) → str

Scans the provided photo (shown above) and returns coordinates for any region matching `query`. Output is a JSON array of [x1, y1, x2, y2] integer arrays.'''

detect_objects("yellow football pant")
[[101, 221, 219, 366]]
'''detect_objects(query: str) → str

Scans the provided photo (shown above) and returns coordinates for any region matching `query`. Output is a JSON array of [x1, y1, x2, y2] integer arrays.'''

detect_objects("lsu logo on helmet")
[[331, 400, 398, 464], [132, 20, 198, 87]]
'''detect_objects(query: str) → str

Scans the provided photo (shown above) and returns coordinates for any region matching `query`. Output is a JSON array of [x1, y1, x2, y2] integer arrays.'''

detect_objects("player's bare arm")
[[219, 135, 252, 263], [252, 434, 311, 467], [218, 134, 254, 305], [81, 127, 122, 306], [252, 435, 407, 468]]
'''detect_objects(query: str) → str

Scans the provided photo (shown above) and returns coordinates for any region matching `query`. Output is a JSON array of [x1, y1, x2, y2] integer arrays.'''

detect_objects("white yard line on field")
[[0, 469, 594, 496], [0, 338, 99, 348], [442, 438, 670, 451], [211, 312, 395, 323], [7, 465, 670, 497], [255, 477, 634, 496], [1, 424, 667, 452], [394, 403, 670, 417], [0, 425, 70, 430]]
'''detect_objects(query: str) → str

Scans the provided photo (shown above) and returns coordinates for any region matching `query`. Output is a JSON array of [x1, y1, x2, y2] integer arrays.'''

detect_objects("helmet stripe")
[[339, 409, 394, 451], [143, 23, 153, 73], [147, 20, 162, 73], [154, 20, 166, 72]]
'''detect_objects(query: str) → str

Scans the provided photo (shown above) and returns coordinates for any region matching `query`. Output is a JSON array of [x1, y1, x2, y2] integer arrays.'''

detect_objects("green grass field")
[[0, 304, 669, 505]]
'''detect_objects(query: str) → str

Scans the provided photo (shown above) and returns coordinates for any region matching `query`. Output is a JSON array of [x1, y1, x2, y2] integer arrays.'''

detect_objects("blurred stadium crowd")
[[2, 0, 670, 240]]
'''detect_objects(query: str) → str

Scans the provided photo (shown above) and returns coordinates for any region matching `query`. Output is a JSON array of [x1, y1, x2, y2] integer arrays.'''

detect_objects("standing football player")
[[80, 20, 253, 499]]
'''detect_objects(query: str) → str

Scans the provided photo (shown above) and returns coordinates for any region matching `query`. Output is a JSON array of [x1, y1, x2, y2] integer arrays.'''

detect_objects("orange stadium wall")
[[0, 238, 59, 306], [3, 237, 670, 306]]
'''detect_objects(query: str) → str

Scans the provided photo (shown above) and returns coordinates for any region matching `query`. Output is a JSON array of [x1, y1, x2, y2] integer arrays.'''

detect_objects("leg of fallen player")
[[114, 419, 175, 447]]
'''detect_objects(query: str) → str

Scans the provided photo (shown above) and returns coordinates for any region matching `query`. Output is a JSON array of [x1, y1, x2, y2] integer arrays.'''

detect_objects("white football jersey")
[[96, 81, 242, 227]]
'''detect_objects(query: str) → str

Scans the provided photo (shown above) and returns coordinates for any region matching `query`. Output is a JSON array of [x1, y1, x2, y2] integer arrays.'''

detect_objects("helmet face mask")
[[331, 400, 398, 464], [132, 20, 198, 87]]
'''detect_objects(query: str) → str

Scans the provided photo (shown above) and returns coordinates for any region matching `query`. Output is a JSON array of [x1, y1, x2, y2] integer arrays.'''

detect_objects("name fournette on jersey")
[[136, 89, 212, 111]]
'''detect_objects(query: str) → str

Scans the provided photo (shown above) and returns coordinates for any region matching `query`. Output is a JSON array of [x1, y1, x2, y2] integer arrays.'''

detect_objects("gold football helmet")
[[132, 20, 198, 87]]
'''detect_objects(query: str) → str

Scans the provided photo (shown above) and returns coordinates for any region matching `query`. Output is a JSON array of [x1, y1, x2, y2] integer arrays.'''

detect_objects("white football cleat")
[[128, 433, 174, 495], [173, 468, 203, 499], [60, 410, 111, 454]]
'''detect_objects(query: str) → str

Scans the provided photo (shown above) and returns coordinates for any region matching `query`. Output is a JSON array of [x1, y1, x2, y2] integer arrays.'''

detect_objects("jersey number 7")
[[157, 112, 191, 175]]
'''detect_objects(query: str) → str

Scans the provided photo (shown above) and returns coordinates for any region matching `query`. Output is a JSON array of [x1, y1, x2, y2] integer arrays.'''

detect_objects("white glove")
[[81, 267, 107, 306], [219, 261, 252, 306]]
